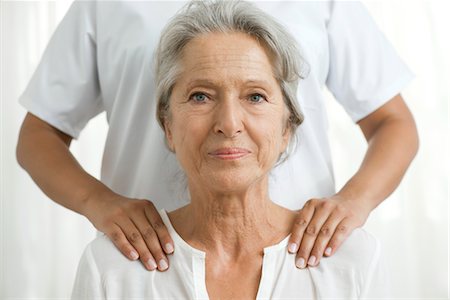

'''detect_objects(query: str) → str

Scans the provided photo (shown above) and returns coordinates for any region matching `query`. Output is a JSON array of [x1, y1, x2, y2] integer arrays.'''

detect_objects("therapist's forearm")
[[336, 117, 419, 212], [16, 113, 114, 216], [17, 114, 175, 268]]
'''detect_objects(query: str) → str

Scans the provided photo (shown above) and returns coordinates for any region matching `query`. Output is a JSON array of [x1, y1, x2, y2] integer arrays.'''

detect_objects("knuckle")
[[319, 226, 331, 237], [142, 227, 156, 240], [305, 225, 317, 236], [110, 231, 122, 243], [131, 202, 144, 213], [122, 200, 135, 211], [310, 198, 321, 205], [337, 224, 348, 234], [320, 201, 333, 210], [128, 231, 142, 244], [304, 199, 313, 208], [152, 221, 165, 231], [294, 218, 308, 228]]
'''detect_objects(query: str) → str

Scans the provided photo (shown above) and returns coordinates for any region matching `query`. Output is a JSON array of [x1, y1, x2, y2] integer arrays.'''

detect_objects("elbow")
[[16, 116, 34, 170], [398, 117, 420, 174], [410, 116, 420, 161], [16, 126, 27, 169], [414, 131, 420, 159]]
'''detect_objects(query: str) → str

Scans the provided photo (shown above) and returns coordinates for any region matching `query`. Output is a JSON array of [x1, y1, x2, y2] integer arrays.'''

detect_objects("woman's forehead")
[[181, 33, 275, 70], [178, 59, 276, 85]]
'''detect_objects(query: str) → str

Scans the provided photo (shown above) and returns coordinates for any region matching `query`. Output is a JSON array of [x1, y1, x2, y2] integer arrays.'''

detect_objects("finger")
[[106, 223, 140, 261], [296, 204, 332, 268], [117, 217, 168, 271], [308, 210, 345, 267], [133, 208, 170, 272], [325, 218, 355, 257], [131, 211, 164, 272], [288, 201, 315, 256], [144, 202, 174, 255]]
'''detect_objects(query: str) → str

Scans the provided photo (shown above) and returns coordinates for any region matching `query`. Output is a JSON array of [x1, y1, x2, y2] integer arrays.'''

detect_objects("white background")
[[1, 0, 448, 298]]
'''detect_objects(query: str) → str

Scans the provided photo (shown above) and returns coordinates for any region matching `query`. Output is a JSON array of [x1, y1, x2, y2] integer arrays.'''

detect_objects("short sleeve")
[[18, 0, 103, 139], [71, 243, 105, 299], [325, 1, 414, 123]]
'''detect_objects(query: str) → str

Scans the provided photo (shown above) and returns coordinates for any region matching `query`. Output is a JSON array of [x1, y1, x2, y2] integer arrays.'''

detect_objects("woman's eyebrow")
[[185, 78, 272, 90], [185, 79, 217, 91], [244, 79, 272, 88]]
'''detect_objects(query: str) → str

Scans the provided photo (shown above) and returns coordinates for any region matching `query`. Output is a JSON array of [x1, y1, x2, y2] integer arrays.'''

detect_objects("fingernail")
[[147, 259, 157, 270], [159, 259, 168, 270], [295, 257, 305, 269], [288, 243, 298, 253], [308, 255, 316, 266], [130, 251, 139, 260], [165, 243, 174, 254], [325, 247, 332, 256]]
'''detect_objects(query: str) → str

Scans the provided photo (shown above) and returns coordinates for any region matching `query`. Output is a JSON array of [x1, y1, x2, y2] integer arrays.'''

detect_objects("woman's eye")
[[249, 94, 265, 103], [190, 92, 208, 103]]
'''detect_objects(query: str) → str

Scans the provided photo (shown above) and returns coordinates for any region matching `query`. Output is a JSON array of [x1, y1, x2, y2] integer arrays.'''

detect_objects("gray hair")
[[154, 0, 308, 162]]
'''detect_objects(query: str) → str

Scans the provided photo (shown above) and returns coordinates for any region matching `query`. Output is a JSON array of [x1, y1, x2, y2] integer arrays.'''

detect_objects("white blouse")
[[72, 209, 389, 299]]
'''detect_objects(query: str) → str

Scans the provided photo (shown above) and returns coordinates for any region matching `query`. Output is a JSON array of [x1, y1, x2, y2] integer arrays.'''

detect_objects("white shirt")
[[18, 1, 413, 211], [71, 209, 389, 299]]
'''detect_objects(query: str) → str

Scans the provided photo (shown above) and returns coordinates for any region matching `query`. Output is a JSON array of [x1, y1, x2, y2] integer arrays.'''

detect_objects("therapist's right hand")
[[83, 190, 174, 272]]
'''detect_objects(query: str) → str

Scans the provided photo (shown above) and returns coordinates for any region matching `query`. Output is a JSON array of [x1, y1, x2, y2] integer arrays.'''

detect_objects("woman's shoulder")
[[324, 228, 381, 270], [85, 234, 143, 272], [72, 235, 146, 298], [74, 234, 198, 298]]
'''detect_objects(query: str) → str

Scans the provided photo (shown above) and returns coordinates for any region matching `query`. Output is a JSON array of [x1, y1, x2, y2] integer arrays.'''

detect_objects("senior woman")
[[72, 1, 388, 299]]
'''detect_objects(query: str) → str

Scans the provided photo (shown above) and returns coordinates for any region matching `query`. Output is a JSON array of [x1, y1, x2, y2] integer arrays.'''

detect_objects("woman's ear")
[[280, 110, 292, 153], [164, 119, 175, 152], [281, 124, 291, 153]]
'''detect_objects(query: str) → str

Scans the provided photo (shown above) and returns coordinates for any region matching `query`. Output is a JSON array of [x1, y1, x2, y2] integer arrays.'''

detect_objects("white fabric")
[[71, 209, 389, 299], [17, 0, 413, 211]]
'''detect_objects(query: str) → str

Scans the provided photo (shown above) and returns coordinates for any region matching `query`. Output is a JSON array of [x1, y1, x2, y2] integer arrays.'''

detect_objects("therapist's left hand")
[[287, 194, 371, 268]]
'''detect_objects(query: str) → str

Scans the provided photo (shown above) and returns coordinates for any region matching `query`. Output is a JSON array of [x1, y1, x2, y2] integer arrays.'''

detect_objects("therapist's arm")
[[287, 94, 419, 268], [16, 112, 174, 271]]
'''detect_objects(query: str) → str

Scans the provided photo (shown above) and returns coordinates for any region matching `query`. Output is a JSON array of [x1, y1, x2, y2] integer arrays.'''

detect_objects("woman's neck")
[[169, 179, 296, 260]]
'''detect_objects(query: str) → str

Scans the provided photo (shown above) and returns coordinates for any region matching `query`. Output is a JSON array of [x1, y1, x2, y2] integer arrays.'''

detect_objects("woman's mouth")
[[208, 147, 251, 160]]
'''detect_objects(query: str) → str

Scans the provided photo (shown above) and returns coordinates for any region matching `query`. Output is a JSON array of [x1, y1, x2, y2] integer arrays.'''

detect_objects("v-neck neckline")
[[160, 209, 291, 299]]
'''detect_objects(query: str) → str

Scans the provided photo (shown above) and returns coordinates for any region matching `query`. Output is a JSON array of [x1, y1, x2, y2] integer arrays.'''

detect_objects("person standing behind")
[[16, 0, 418, 272]]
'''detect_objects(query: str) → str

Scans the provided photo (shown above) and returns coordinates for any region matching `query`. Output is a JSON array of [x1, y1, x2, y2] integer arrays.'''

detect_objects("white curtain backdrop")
[[1, 0, 448, 299]]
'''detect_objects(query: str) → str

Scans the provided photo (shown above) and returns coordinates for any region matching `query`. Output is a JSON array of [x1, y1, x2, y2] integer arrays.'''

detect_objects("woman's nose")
[[213, 99, 244, 138]]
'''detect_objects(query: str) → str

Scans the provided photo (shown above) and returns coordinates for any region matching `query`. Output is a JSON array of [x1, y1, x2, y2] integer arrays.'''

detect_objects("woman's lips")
[[208, 147, 251, 160]]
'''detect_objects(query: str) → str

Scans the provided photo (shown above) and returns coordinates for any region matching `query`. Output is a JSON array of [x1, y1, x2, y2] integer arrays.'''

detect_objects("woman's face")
[[165, 31, 291, 192]]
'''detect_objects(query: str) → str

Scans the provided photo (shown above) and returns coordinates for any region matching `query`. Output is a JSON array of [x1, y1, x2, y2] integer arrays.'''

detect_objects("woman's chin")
[[202, 172, 266, 194]]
